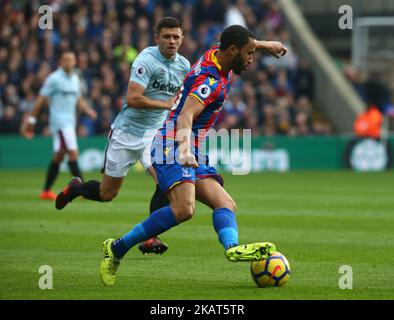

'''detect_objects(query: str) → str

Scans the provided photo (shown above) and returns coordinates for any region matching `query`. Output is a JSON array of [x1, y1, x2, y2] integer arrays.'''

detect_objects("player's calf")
[[99, 188, 119, 202], [99, 175, 123, 202]]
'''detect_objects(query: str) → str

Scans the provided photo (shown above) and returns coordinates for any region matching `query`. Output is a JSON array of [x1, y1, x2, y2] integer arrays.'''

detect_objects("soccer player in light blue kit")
[[22, 51, 97, 200], [55, 17, 190, 254]]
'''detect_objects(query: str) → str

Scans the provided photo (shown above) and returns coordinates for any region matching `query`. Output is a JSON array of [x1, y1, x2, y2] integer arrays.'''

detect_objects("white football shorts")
[[103, 128, 155, 178], [53, 128, 78, 152]]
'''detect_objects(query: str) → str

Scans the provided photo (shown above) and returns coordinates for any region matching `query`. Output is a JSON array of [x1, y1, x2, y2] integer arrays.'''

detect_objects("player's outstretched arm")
[[77, 97, 97, 120], [126, 81, 173, 110], [20, 95, 47, 139], [255, 40, 288, 58], [176, 95, 205, 168]]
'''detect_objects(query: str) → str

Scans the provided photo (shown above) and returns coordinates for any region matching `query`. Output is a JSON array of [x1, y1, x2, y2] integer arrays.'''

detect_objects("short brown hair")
[[156, 17, 182, 33]]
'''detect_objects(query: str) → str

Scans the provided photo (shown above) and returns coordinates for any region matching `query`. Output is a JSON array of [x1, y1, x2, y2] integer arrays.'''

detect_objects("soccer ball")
[[250, 251, 290, 288]]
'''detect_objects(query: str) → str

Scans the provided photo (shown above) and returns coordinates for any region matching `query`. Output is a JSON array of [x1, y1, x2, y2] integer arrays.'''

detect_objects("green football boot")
[[99, 239, 121, 286], [225, 242, 276, 262]]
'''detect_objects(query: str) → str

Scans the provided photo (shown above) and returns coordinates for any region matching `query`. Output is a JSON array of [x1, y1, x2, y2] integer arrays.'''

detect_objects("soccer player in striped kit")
[[99, 25, 287, 286]]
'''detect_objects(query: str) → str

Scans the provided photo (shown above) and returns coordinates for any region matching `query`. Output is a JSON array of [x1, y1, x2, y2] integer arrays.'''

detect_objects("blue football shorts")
[[151, 145, 223, 193]]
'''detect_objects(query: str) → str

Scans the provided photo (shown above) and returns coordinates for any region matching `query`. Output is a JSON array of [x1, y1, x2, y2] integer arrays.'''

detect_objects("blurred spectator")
[[365, 72, 393, 114], [294, 60, 314, 99], [343, 65, 367, 102], [19, 90, 36, 114], [0, 105, 19, 134], [344, 66, 394, 118], [224, 1, 247, 28], [193, 0, 224, 27], [113, 33, 138, 64], [312, 120, 332, 135], [220, 94, 247, 129], [354, 104, 383, 139], [294, 112, 310, 135]]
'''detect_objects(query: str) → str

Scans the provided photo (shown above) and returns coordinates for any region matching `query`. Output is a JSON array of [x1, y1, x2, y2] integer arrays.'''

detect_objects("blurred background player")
[[55, 17, 190, 255], [21, 51, 97, 200], [99, 25, 287, 286]]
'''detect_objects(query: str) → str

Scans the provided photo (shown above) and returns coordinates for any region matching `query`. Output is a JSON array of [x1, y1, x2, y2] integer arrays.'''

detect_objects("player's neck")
[[163, 53, 176, 60], [159, 48, 176, 61], [61, 67, 73, 75], [215, 50, 231, 73]]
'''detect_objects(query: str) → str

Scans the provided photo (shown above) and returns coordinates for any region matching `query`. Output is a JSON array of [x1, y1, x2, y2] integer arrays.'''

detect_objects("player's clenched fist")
[[255, 40, 288, 58]]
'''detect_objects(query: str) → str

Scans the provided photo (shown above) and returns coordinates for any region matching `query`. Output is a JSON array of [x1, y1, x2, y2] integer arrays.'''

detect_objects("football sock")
[[111, 206, 178, 259], [44, 161, 60, 191], [212, 208, 239, 250], [68, 160, 84, 181], [111, 238, 129, 260], [70, 180, 102, 201], [149, 184, 169, 214]]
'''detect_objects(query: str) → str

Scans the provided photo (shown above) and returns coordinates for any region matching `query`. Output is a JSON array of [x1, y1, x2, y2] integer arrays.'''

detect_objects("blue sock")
[[111, 206, 178, 259], [212, 208, 239, 250]]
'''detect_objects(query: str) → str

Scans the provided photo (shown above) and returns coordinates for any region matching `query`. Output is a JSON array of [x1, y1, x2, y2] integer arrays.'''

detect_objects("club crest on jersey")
[[106, 160, 117, 171], [137, 66, 146, 76], [198, 84, 211, 99]]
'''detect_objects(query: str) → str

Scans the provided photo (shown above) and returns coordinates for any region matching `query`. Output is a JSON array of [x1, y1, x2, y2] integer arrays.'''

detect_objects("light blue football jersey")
[[112, 46, 190, 138], [40, 68, 81, 133]]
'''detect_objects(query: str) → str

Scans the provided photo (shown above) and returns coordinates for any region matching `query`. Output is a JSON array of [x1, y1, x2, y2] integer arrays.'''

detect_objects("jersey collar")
[[210, 50, 222, 71], [59, 67, 73, 77], [208, 47, 230, 77]]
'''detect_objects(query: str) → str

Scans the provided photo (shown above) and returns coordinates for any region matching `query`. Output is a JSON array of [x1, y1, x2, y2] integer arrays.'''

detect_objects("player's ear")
[[154, 33, 159, 45], [229, 44, 239, 57]]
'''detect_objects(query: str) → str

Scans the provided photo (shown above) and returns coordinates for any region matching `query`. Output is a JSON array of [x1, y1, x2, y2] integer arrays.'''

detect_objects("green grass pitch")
[[0, 169, 393, 300]]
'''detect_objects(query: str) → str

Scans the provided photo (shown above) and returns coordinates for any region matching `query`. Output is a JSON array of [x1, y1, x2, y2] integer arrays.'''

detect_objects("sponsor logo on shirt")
[[152, 79, 180, 94]]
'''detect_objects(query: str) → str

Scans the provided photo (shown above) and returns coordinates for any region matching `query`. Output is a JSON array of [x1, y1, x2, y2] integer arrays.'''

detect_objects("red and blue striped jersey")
[[156, 46, 232, 149]]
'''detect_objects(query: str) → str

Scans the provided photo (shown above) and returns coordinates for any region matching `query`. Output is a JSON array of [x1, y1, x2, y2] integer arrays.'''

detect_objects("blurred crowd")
[[0, 0, 332, 136], [344, 65, 394, 117]]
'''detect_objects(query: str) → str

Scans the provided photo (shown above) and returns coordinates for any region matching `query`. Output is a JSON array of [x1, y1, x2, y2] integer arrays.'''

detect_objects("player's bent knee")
[[53, 153, 65, 164], [68, 153, 78, 162], [227, 198, 237, 212], [215, 198, 236, 212], [171, 202, 195, 222]]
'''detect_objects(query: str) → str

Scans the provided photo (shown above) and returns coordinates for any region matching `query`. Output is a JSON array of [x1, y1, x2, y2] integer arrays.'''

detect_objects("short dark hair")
[[156, 17, 182, 33], [60, 50, 76, 58], [219, 25, 256, 50]]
